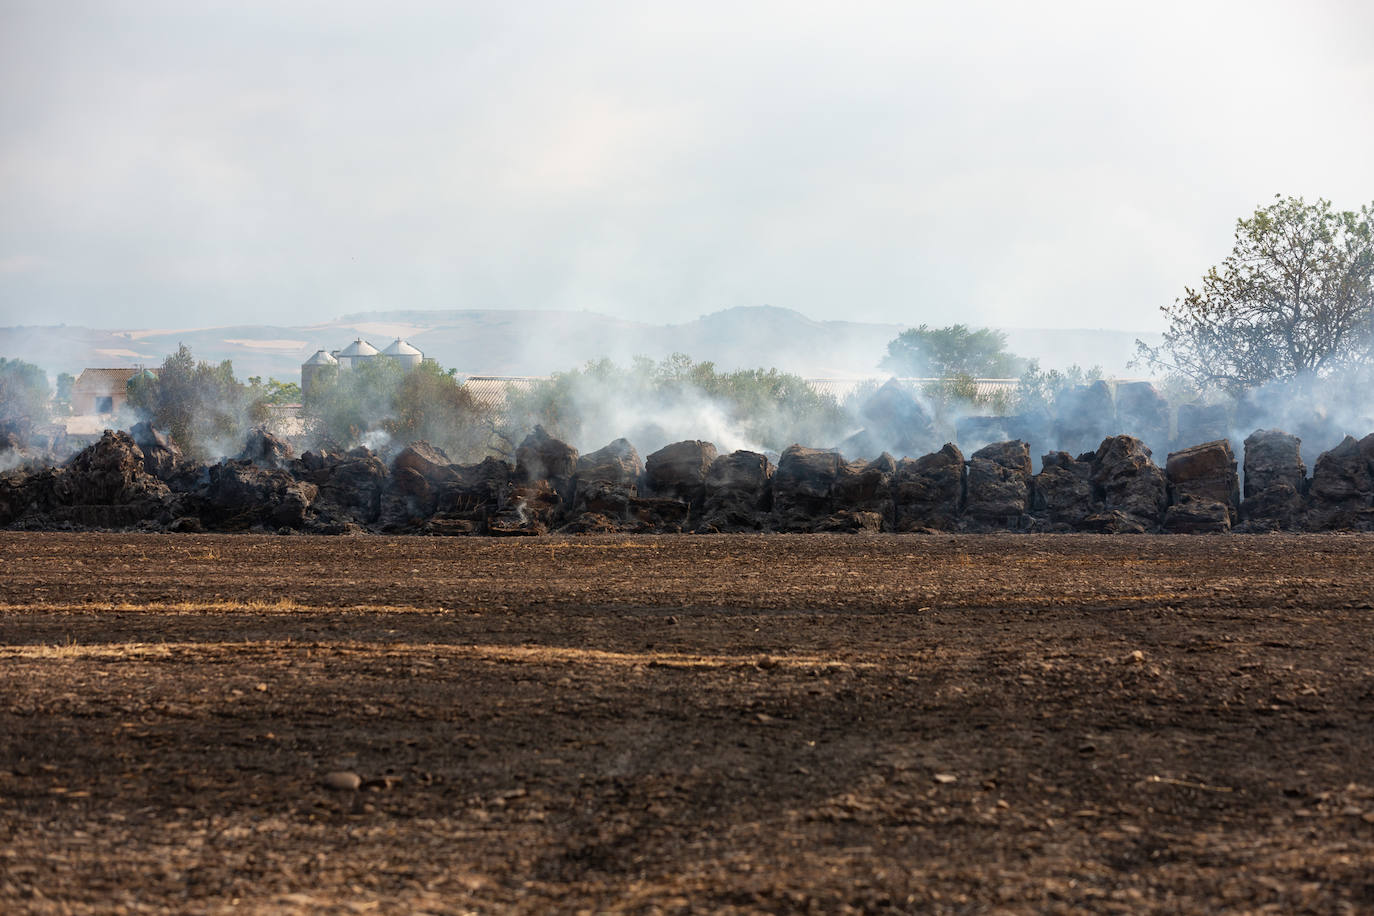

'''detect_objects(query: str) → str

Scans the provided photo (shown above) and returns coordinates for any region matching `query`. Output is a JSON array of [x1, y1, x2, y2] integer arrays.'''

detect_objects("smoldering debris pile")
[[3, 420, 1374, 535]]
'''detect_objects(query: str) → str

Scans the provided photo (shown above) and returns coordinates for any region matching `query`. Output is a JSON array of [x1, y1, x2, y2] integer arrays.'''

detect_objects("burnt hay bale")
[[515, 426, 578, 505], [238, 427, 294, 469], [964, 440, 1032, 530], [892, 443, 964, 532], [1163, 495, 1232, 533], [129, 421, 183, 480], [1238, 429, 1306, 531], [1090, 435, 1167, 530], [378, 442, 460, 531], [1166, 439, 1239, 524], [644, 440, 718, 508], [1032, 451, 1096, 530], [828, 453, 896, 531], [1306, 434, 1374, 530], [203, 461, 317, 530], [698, 450, 773, 532], [570, 438, 643, 521], [298, 448, 388, 528], [771, 445, 842, 532]]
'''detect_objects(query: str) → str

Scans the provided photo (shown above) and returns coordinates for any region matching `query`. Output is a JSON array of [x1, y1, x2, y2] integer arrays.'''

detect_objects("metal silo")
[[381, 338, 424, 371], [301, 349, 339, 398], [335, 338, 379, 372]]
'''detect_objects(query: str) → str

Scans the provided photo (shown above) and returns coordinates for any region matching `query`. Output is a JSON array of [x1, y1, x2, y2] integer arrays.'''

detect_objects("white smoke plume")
[[499, 356, 851, 461]]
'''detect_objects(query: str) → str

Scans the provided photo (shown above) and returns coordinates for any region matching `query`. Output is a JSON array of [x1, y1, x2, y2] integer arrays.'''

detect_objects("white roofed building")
[[380, 338, 423, 370], [304, 337, 429, 395], [333, 338, 380, 372], [300, 350, 339, 399]]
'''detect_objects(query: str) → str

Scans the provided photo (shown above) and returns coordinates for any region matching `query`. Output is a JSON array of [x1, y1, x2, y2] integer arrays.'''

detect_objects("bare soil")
[[3, 532, 1374, 914]]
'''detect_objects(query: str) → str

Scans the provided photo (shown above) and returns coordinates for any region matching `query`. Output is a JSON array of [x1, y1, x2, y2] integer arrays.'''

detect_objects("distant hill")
[[0, 307, 1160, 382]]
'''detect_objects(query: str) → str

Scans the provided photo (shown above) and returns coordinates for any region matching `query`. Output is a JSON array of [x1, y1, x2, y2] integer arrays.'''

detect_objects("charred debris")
[[2, 419, 1372, 535]]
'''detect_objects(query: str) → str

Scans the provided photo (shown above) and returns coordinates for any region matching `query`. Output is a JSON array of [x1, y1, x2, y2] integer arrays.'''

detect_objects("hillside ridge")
[[1, 306, 1159, 380]]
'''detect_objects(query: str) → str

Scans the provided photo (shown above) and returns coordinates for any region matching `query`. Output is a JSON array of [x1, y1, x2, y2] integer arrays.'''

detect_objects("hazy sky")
[[1, 1, 1370, 332]]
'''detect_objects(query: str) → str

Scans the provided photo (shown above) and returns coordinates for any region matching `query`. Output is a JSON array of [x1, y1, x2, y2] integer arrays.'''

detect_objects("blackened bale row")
[[2, 423, 1372, 535]]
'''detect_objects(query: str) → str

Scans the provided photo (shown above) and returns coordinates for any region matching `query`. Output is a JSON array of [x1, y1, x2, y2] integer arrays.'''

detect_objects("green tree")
[[304, 357, 406, 450], [384, 361, 492, 460], [54, 372, 75, 415], [880, 324, 1023, 378], [0, 358, 51, 441], [1136, 195, 1374, 395], [127, 345, 267, 459], [1012, 361, 1103, 414], [303, 359, 493, 461], [247, 377, 302, 406], [502, 354, 848, 453]]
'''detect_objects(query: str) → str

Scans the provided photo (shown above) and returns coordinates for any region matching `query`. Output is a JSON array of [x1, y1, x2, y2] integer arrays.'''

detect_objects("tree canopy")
[[0, 358, 51, 441], [304, 358, 492, 461], [504, 354, 847, 454], [53, 372, 75, 415], [1137, 195, 1374, 395], [127, 345, 266, 459], [880, 324, 1023, 378], [1012, 360, 1104, 415], [248, 377, 302, 406], [384, 361, 492, 459]]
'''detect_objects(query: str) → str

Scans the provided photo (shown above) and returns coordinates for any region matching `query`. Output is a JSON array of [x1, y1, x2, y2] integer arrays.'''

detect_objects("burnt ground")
[[2, 533, 1374, 914]]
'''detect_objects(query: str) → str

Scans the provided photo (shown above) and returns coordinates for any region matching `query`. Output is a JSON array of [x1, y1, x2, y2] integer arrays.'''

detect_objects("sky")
[[0, 0, 1371, 333]]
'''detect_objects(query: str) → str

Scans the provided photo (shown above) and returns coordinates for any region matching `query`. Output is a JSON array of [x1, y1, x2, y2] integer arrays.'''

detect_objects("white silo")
[[335, 338, 379, 372], [300, 350, 338, 399], [381, 338, 424, 370]]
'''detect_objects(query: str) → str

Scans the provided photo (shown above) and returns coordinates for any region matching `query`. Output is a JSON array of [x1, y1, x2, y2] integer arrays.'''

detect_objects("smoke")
[[573, 387, 762, 457], [546, 359, 1374, 483], [1228, 366, 1374, 473], [500, 356, 851, 460], [360, 429, 393, 454], [298, 358, 495, 461], [23, 325, 1370, 483], [0, 449, 26, 473], [923, 365, 1374, 480], [818, 361, 1374, 480], [497, 357, 1164, 474], [199, 410, 272, 464]]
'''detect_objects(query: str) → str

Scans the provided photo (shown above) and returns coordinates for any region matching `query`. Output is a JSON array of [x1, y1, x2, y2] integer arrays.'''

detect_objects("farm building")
[[69, 368, 153, 415], [457, 376, 545, 411], [300, 350, 338, 399]]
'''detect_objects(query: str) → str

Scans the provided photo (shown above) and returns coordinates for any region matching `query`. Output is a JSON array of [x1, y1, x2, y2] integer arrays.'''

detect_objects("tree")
[[880, 324, 1023, 378], [1137, 195, 1374, 395], [0, 358, 51, 441], [127, 345, 267, 459], [54, 372, 75, 415], [383, 361, 492, 460], [304, 357, 407, 451], [502, 354, 848, 454], [303, 358, 494, 461], [1012, 360, 1103, 414], [247, 377, 302, 406]]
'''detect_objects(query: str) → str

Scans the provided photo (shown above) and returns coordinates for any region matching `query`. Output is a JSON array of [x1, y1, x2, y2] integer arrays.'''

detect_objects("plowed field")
[[3, 532, 1374, 914]]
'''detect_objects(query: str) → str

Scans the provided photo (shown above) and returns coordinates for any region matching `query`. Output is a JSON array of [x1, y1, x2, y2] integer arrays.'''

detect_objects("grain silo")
[[300, 349, 338, 399], [380, 338, 424, 370], [335, 338, 380, 372]]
